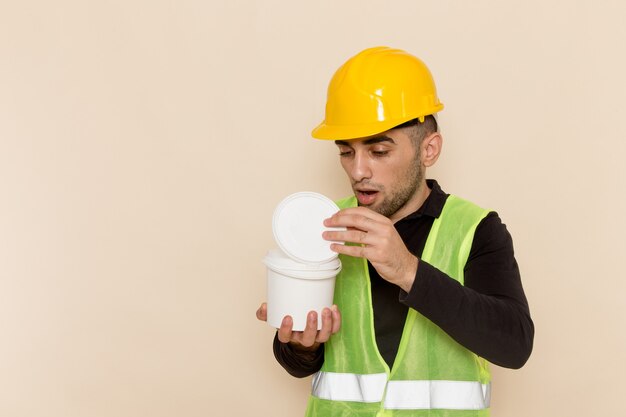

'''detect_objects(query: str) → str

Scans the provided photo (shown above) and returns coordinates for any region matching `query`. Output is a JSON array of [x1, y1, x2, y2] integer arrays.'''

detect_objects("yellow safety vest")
[[305, 195, 491, 417]]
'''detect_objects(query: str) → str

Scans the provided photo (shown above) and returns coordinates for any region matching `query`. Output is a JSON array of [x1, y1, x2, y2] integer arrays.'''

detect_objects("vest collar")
[[400, 179, 449, 222]]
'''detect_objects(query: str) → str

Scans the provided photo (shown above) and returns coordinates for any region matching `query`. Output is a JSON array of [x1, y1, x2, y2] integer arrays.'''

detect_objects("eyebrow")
[[334, 136, 396, 146]]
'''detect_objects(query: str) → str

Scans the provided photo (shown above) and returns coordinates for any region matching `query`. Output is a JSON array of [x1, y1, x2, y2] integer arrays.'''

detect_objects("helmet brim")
[[311, 106, 443, 141]]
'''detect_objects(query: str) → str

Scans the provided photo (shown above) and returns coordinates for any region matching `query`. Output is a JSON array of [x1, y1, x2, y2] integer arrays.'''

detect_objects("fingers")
[[274, 306, 342, 347], [331, 304, 341, 334], [329, 242, 369, 258], [277, 315, 294, 343], [299, 311, 320, 347], [324, 207, 388, 231], [316, 305, 342, 343], [323, 228, 371, 245], [256, 302, 267, 321], [323, 207, 391, 250], [316, 308, 333, 343]]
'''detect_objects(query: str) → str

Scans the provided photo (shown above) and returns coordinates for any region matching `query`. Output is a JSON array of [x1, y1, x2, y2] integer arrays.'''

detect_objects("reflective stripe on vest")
[[384, 380, 491, 410], [313, 371, 490, 410], [312, 371, 387, 402]]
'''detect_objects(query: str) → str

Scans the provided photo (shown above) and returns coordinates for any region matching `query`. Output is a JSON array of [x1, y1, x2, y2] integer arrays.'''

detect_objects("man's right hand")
[[255, 302, 341, 351]]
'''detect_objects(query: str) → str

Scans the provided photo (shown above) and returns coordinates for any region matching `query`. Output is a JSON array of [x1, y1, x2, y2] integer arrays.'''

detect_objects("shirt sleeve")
[[399, 212, 534, 369], [272, 333, 324, 377]]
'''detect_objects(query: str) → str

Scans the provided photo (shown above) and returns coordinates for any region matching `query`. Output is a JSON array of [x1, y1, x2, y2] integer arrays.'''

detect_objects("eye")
[[371, 149, 389, 157], [338, 147, 353, 157]]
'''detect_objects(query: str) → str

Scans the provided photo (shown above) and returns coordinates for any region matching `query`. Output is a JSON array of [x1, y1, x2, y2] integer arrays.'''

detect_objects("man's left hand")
[[323, 207, 418, 292]]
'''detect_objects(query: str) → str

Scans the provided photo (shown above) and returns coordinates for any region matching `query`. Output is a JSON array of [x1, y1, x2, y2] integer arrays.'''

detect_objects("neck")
[[389, 179, 431, 223]]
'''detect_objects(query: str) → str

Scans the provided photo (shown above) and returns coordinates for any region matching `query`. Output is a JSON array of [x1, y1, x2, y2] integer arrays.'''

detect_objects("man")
[[257, 46, 534, 416]]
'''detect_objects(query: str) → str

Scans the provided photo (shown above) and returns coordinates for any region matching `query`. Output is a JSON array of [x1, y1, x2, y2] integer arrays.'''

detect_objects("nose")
[[349, 150, 372, 182]]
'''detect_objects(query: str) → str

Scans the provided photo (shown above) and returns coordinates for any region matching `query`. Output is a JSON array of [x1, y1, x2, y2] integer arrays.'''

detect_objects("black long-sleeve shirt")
[[273, 180, 534, 377]]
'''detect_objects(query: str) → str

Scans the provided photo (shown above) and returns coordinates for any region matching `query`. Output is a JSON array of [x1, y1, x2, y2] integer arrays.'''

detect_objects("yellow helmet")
[[312, 46, 444, 140]]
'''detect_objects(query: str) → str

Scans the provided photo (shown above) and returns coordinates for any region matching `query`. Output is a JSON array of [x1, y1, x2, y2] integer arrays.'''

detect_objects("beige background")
[[1, 1, 625, 416]]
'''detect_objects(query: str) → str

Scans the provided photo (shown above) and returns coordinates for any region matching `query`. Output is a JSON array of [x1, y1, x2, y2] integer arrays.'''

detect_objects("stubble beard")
[[357, 153, 425, 218]]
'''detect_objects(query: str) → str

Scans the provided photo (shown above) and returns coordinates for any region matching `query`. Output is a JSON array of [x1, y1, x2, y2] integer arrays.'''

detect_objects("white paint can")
[[264, 192, 344, 331], [263, 249, 341, 330]]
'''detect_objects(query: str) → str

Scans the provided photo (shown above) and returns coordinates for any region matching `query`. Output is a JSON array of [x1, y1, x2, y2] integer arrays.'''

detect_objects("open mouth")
[[356, 190, 379, 205]]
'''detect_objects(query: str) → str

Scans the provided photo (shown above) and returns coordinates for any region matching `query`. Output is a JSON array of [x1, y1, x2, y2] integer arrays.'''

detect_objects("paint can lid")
[[272, 192, 344, 264]]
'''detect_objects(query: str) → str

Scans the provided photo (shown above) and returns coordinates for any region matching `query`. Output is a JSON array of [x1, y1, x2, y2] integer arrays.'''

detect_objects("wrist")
[[287, 342, 322, 362], [399, 255, 418, 292]]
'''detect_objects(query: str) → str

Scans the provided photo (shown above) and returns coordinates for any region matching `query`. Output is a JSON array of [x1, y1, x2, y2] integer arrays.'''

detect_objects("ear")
[[421, 132, 443, 168]]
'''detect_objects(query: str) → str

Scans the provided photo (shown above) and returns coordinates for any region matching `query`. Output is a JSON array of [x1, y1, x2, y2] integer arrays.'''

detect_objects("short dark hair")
[[394, 115, 438, 148]]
